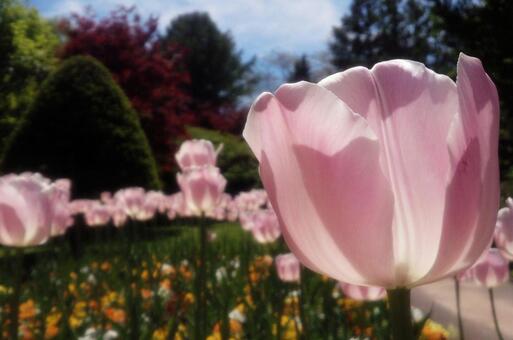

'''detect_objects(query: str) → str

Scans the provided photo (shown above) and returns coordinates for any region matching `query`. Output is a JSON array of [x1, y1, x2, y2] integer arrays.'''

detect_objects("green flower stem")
[[454, 277, 465, 340], [298, 269, 308, 340], [9, 249, 23, 340], [488, 288, 504, 340], [387, 288, 414, 340], [195, 218, 208, 340]]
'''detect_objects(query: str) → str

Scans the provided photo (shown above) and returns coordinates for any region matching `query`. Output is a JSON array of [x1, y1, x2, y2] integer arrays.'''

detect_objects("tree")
[[162, 12, 255, 107], [288, 54, 312, 82], [1, 56, 161, 197], [330, 0, 449, 71], [59, 7, 194, 178], [0, 0, 59, 152]]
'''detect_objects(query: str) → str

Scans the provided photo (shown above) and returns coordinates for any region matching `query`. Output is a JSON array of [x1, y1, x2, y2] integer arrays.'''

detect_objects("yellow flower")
[[69, 301, 87, 329], [273, 315, 302, 340], [421, 320, 449, 340], [45, 309, 61, 339], [152, 327, 167, 340], [0, 285, 12, 295]]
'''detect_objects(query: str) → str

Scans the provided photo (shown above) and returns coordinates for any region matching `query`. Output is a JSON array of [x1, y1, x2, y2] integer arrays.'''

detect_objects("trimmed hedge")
[[1, 56, 161, 197]]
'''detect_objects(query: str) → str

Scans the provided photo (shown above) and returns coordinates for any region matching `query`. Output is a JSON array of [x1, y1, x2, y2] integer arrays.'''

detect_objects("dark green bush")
[[186, 126, 260, 193], [1, 56, 161, 197]]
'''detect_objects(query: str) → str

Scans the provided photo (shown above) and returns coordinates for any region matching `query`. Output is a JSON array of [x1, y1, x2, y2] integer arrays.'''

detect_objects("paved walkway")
[[412, 279, 513, 340]]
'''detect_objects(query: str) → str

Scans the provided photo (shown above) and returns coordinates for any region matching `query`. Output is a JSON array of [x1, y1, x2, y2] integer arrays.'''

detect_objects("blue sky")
[[28, 0, 350, 58]]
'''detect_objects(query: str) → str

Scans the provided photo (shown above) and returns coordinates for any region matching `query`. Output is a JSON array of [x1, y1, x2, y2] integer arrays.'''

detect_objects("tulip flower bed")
[[0, 222, 449, 339], [1, 51, 506, 339]]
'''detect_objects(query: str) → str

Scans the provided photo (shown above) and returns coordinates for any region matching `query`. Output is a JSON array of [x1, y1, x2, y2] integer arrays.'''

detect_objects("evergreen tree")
[[162, 12, 255, 107], [288, 54, 312, 82], [1, 56, 161, 197], [330, 0, 448, 71]]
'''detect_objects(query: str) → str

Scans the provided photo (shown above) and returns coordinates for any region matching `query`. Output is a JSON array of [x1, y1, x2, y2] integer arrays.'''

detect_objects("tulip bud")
[[250, 209, 281, 243], [494, 198, 513, 260], [177, 166, 227, 216], [243, 53, 500, 287], [461, 248, 509, 288], [175, 139, 220, 171], [275, 253, 301, 282], [0, 173, 60, 246]]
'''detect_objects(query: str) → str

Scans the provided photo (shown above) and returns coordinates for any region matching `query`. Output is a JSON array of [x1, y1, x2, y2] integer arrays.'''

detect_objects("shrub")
[[1, 56, 161, 197]]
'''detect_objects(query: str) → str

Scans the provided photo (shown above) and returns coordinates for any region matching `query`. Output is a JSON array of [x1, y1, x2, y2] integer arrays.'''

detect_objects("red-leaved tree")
[[59, 7, 196, 180]]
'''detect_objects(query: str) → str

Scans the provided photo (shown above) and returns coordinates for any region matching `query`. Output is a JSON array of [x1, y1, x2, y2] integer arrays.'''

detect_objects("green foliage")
[[330, 0, 450, 72], [0, 0, 60, 151], [162, 12, 256, 106], [186, 126, 260, 193], [1, 56, 161, 197]]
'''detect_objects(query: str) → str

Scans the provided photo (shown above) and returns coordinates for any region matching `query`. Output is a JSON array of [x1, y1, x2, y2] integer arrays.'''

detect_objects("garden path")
[[412, 279, 513, 340]]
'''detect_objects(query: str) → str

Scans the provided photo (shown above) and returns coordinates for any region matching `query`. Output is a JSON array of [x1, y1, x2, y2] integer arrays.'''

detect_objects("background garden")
[[0, 0, 511, 339]]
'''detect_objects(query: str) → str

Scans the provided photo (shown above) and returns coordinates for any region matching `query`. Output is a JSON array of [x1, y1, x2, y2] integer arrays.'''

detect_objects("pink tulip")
[[84, 202, 111, 227], [275, 253, 301, 282], [69, 199, 96, 215], [113, 187, 146, 219], [250, 209, 281, 243], [338, 282, 387, 301], [239, 211, 257, 231], [175, 139, 221, 171], [243, 53, 499, 288], [177, 166, 227, 216], [461, 248, 509, 288], [0, 173, 57, 246], [109, 205, 127, 227], [235, 189, 268, 212], [494, 198, 513, 260]]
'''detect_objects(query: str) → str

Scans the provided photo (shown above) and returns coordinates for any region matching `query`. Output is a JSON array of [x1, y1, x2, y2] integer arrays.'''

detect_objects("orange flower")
[[104, 307, 126, 324], [100, 261, 111, 272], [141, 289, 153, 300], [19, 300, 37, 320]]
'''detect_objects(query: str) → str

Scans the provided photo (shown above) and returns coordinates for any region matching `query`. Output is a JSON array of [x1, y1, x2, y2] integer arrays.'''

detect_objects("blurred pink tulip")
[[175, 139, 220, 171], [275, 253, 301, 282], [338, 282, 387, 301], [234, 189, 268, 212], [84, 202, 111, 227], [113, 187, 146, 218], [69, 199, 96, 215], [461, 248, 509, 288], [177, 167, 227, 216], [250, 209, 281, 243], [243, 53, 500, 288], [494, 198, 513, 260], [0, 173, 58, 246], [110, 205, 127, 227]]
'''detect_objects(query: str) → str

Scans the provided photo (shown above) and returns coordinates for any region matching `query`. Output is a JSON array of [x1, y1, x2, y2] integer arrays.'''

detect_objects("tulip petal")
[[321, 61, 460, 283], [246, 82, 395, 286], [417, 54, 500, 284]]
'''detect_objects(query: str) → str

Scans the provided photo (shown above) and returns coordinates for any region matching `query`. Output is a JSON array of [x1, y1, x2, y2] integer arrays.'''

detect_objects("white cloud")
[[35, 0, 350, 56]]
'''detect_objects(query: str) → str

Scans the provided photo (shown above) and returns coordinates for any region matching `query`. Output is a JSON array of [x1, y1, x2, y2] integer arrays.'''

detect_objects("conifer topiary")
[[1, 56, 161, 196]]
